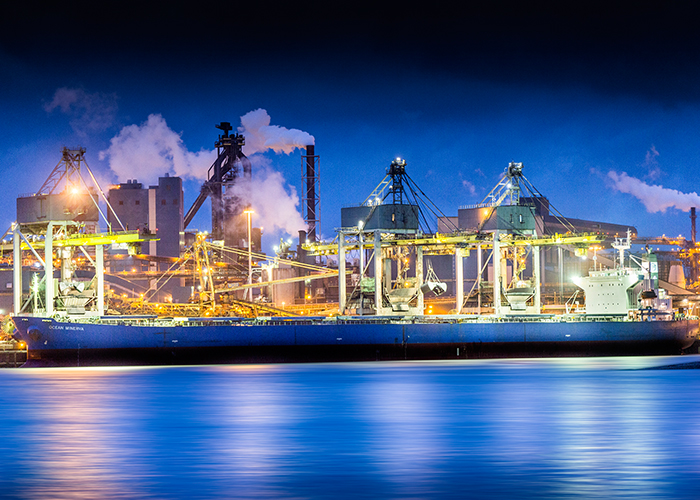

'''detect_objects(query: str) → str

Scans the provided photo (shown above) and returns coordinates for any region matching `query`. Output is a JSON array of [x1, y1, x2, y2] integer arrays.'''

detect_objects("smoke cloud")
[[607, 170, 700, 213], [99, 114, 216, 183], [44, 87, 118, 136], [226, 157, 305, 236], [100, 109, 310, 238], [101, 109, 315, 184], [239, 108, 314, 155], [641, 145, 661, 180]]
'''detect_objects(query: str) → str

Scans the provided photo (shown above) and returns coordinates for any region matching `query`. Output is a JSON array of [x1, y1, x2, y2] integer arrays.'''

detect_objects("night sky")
[[3, 2, 700, 253]]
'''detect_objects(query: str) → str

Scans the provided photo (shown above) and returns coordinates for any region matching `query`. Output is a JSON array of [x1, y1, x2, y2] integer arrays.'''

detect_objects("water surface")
[[1, 356, 699, 499]]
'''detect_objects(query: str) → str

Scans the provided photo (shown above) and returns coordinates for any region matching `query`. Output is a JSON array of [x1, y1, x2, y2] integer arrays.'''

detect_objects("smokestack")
[[297, 230, 308, 260], [306, 145, 315, 241], [302, 145, 319, 242], [691, 207, 697, 244]]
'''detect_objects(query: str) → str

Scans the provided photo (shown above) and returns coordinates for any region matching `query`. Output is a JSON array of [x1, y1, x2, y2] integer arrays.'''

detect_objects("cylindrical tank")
[[668, 263, 686, 288]]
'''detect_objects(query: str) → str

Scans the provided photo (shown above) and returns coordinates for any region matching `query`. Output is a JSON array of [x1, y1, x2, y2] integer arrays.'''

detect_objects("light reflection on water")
[[1, 356, 699, 499]]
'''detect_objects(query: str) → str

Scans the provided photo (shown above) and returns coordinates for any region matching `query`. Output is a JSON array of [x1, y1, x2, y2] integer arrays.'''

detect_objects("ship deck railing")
[[55, 311, 687, 328]]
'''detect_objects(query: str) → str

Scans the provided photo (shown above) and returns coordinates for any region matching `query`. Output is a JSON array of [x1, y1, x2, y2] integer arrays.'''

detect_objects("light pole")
[[244, 207, 254, 301]]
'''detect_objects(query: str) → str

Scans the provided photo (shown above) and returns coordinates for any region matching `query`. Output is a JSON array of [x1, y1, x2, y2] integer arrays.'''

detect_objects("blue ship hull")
[[11, 315, 699, 366]]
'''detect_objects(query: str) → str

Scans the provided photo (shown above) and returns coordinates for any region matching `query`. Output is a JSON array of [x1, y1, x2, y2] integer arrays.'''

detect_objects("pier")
[[0, 341, 27, 367]]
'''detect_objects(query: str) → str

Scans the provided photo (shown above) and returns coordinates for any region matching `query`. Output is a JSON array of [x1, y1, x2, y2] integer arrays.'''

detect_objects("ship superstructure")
[[573, 230, 644, 315], [572, 229, 677, 318]]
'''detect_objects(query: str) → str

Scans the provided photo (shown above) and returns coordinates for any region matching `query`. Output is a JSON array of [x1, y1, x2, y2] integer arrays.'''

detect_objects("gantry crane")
[[303, 159, 607, 316]]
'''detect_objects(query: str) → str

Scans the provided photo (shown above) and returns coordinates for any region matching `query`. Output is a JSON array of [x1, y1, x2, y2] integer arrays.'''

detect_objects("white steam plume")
[[239, 108, 314, 155], [99, 110, 310, 238], [100, 109, 314, 184], [226, 157, 305, 236], [607, 171, 700, 213], [99, 114, 215, 183]]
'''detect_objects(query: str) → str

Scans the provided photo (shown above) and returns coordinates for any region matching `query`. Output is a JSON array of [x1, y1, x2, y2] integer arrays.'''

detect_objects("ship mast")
[[611, 229, 632, 268]]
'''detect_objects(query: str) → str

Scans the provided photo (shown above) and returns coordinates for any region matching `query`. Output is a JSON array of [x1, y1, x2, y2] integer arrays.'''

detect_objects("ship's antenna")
[[611, 229, 632, 268]]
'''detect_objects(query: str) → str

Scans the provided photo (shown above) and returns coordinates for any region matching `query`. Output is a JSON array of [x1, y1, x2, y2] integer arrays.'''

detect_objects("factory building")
[[457, 196, 635, 239], [107, 174, 184, 259], [104, 175, 188, 303]]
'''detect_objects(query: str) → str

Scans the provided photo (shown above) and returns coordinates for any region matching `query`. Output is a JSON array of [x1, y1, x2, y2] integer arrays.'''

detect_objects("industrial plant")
[[2, 120, 699, 366]]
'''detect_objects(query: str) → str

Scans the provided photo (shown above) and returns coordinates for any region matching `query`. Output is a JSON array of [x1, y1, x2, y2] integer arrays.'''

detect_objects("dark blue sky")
[[2, 2, 700, 252]]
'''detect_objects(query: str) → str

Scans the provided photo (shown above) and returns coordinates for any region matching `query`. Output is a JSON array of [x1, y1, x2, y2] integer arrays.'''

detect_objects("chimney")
[[691, 207, 697, 244], [303, 145, 319, 242]]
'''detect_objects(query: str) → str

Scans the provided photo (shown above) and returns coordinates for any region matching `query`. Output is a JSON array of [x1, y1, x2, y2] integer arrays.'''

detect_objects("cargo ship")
[[11, 313, 699, 366], [11, 229, 699, 366], [7, 154, 700, 366], [11, 258, 700, 367]]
